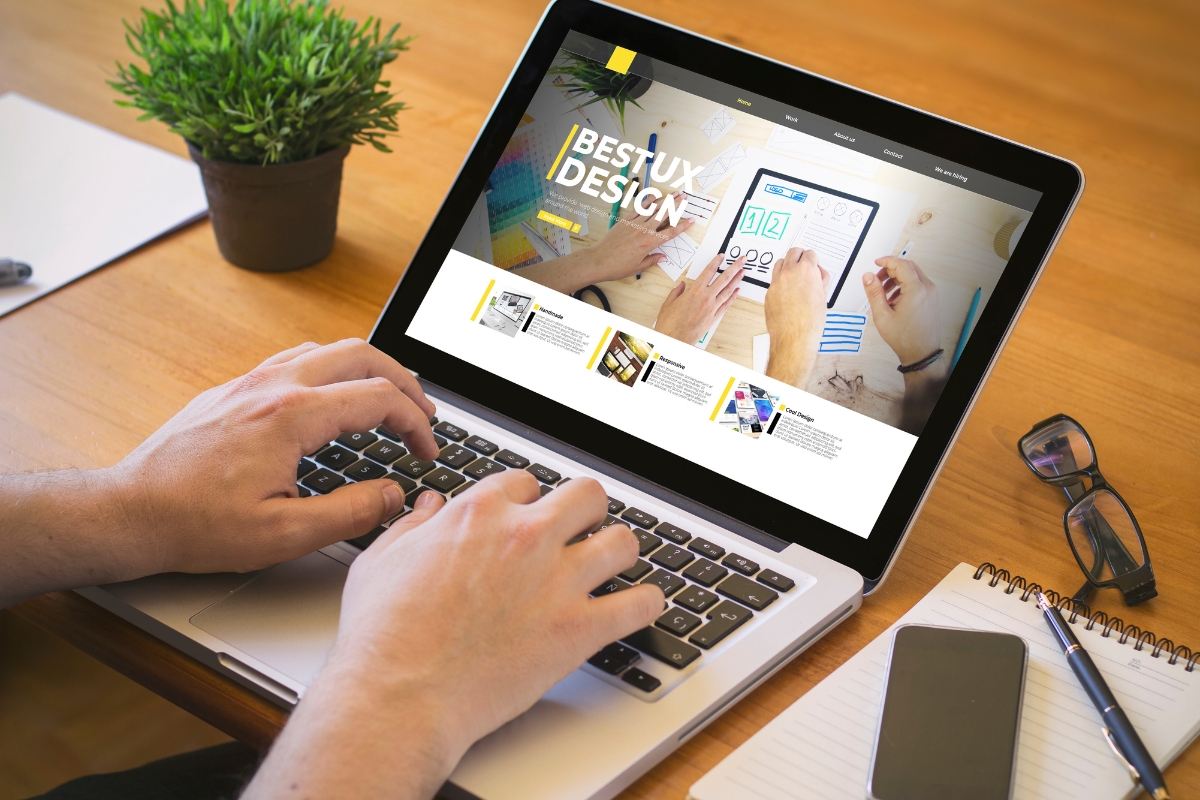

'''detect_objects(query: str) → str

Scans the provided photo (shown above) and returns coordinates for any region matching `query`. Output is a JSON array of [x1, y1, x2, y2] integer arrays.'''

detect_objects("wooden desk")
[[2, 0, 1198, 796]]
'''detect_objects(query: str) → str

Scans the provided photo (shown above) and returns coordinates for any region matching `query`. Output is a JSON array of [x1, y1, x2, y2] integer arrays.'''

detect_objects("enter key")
[[689, 601, 753, 649]]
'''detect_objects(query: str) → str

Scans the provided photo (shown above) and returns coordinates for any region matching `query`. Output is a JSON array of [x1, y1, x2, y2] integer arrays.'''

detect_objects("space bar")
[[621, 627, 701, 669]]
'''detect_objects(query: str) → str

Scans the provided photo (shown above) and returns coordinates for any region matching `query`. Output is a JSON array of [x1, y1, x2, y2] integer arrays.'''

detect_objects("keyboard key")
[[423, 467, 466, 493], [591, 577, 631, 597], [655, 522, 691, 544], [642, 569, 685, 597], [618, 559, 653, 582], [406, 486, 433, 507], [364, 439, 406, 464], [345, 524, 387, 551], [717, 573, 778, 610], [433, 434, 447, 449], [649, 544, 694, 571], [688, 538, 725, 560], [306, 444, 328, 458], [494, 449, 530, 469], [621, 668, 661, 692], [464, 435, 498, 455], [302, 469, 345, 494], [621, 508, 658, 528], [433, 420, 468, 441], [757, 569, 796, 592], [690, 601, 753, 649], [394, 454, 436, 478], [428, 416, 438, 425], [315, 445, 357, 470], [633, 529, 662, 557], [437, 444, 477, 469], [527, 463, 561, 484], [375, 424, 402, 441], [592, 515, 620, 533], [722, 553, 760, 576], [344, 458, 387, 481], [587, 643, 640, 675], [656, 608, 702, 636], [297, 485, 312, 498], [463, 458, 505, 480], [336, 431, 378, 450], [297, 459, 318, 479], [452, 481, 476, 497], [621, 627, 701, 669], [382, 472, 417, 493], [674, 585, 719, 613], [682, 558, 728, 587], [539, 485, 553, 497], [607, 496, 626, 515]]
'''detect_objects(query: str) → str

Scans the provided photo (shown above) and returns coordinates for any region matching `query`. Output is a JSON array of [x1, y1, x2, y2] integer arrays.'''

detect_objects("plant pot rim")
[[186, 142, 351, 185]]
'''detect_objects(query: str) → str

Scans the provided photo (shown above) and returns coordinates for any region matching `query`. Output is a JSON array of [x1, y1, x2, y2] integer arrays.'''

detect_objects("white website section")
[[407, 250, 918, 538]]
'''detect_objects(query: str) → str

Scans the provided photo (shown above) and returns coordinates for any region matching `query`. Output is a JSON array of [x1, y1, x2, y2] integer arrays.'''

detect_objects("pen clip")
[[1102, 727, 1140, 784]]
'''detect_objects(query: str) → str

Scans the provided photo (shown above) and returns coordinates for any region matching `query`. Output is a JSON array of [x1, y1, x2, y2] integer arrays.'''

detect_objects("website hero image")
[[408, 35, 1034, 537]]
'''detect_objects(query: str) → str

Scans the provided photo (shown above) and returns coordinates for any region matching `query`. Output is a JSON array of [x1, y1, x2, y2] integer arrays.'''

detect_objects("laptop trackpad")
[[190, 551, 346, 686]]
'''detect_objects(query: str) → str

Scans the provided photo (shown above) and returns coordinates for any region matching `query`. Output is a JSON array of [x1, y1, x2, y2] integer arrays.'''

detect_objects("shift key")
[[689, 601, 753, 649]]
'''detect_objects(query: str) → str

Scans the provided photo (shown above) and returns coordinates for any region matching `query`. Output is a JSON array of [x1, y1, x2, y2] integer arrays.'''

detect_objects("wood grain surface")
[[1, 0, 1198, 797]]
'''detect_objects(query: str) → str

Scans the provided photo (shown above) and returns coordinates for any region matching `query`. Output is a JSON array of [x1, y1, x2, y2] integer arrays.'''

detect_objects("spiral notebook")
[[690, 562, 1200, 800]]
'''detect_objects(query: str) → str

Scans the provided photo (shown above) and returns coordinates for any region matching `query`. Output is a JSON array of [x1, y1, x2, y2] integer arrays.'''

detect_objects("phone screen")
[[869, 626, 1026, 800]]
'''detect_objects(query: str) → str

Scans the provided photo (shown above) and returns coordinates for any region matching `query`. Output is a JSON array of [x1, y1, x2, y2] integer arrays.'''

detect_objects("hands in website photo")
[[654, 253, 745, 344]]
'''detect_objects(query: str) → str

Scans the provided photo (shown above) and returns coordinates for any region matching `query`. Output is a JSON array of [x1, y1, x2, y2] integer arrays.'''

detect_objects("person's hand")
[[863, 257, 943, 365], [243, 472, 664, 800], [515, 194, 696, 294], [108, 339, 440, 576], [654, 253, 744, 345], [764, 248, 830, 388]]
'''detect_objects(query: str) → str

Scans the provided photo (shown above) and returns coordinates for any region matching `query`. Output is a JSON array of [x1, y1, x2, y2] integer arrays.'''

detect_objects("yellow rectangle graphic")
[[606, 46, 636, 75], [470, 279, 496, 322], [536, 209, 575, 231], [545, 123, 579, 180], [709, 376, 737, 421], [587, 327, 613, 370]]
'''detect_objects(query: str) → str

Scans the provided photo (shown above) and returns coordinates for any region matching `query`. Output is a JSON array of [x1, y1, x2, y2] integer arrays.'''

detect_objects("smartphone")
[[868, 625, 1026, 800]]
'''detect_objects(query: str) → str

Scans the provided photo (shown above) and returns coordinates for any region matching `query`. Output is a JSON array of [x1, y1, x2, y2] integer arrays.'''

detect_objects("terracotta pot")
[[187, 143, 350, 272]]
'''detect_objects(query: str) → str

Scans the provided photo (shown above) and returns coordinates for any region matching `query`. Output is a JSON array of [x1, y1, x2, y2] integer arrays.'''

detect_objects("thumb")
[[373, 488, 446, 551], [863, 272, 891, 319], [665, 280, 686, 302], [273, 479, 406, 554]]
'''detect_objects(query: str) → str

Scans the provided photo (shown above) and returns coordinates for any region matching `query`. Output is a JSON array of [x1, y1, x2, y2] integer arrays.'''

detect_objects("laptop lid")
[[369, 0, 1082, 589]]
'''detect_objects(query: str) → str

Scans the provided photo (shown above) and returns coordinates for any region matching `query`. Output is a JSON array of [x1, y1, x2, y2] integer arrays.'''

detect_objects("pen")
[[951, 287, 980, 369], [1036, 592, 1171, 800], [637, 133, 657, 280], [0, 258, 33, 287]]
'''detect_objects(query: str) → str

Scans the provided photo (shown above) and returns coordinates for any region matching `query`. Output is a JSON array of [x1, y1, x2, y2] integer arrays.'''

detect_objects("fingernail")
[[382, 483, 404, 517], [416, 489, 440, 508], [864, 273, 874, 284]]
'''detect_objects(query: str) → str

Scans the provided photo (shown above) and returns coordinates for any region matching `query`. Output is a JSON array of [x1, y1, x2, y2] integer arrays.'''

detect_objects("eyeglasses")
[[1017, 414, 1157, 606]]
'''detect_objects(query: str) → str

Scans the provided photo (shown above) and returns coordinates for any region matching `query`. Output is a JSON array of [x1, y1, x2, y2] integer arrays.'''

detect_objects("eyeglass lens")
[[1022, 419, 1096, 478], [1067, 488, 1145, 582]]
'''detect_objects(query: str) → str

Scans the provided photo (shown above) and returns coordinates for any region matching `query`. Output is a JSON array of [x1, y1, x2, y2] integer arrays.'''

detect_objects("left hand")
[[654, 253, 744, 344], [764, 248, 830, 387]]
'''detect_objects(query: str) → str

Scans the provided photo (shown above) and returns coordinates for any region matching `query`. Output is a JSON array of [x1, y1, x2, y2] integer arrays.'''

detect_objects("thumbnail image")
[[596, 331, 653, 387], [717, 381, 780, 439], [479, 288, 535, 337]]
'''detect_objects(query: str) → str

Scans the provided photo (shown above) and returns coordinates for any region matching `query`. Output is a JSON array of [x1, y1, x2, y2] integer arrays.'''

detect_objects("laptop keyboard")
[[300, 411, 799, 701]]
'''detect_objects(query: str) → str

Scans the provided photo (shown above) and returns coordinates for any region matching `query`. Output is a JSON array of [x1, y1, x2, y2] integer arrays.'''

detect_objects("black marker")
[[0, 258, 32, 287], [1037, 592, 1170, 800]]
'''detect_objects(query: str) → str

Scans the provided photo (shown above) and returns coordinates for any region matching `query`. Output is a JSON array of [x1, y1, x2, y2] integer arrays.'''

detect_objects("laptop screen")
[[404, 30, 1041, 539]]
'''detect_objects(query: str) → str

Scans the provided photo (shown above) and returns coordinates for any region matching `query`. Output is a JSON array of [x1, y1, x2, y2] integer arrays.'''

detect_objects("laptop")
[[79, 2, 1083, 798]]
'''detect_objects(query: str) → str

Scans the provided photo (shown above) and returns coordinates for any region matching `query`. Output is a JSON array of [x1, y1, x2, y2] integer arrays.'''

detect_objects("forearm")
[[0, 468, 153, 607], [244, 656, 460, 800], [899, 361, 950, 434]]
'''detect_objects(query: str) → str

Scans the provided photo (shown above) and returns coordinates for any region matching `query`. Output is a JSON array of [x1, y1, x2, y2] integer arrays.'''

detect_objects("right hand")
[[863, 257, 943, 365], [654, 253, 744, 345], [245, 472, 665, 799], [764, 248, 830, 387]]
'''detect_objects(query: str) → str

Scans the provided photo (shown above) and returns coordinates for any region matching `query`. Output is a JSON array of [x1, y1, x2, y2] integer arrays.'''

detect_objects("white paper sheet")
[[651, 230, 698, 281], [691, 563, 1200, 800], [680, 189, 718, 227], [693, 141, 747, 192], [700, 106, 737, 144], [0, 93, 208, 318]]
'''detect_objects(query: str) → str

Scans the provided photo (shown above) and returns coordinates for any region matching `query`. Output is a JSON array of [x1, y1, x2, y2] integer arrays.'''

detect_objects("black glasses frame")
[[1017, 414, 1157, 606]]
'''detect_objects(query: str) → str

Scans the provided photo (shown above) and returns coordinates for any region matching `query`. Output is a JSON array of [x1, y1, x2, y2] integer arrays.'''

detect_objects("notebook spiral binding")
[[974, 562, 1198, 672]]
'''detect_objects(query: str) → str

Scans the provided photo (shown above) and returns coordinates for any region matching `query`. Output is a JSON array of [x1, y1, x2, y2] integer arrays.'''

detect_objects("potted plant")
[[548, 55, 652, 133], [111, 0, 411, 272]]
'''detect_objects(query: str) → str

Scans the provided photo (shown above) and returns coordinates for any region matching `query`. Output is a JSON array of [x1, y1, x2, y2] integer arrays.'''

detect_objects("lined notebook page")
[[690, 563, 1200, 800]]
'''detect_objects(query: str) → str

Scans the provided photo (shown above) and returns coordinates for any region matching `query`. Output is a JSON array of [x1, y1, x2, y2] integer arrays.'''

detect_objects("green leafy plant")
[[548, 55, 644, 132], [111, 0, 411, 165]]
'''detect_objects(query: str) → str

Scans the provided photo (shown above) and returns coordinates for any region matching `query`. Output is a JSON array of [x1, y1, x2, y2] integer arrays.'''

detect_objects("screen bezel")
[[369, 0, 1083, 583]]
